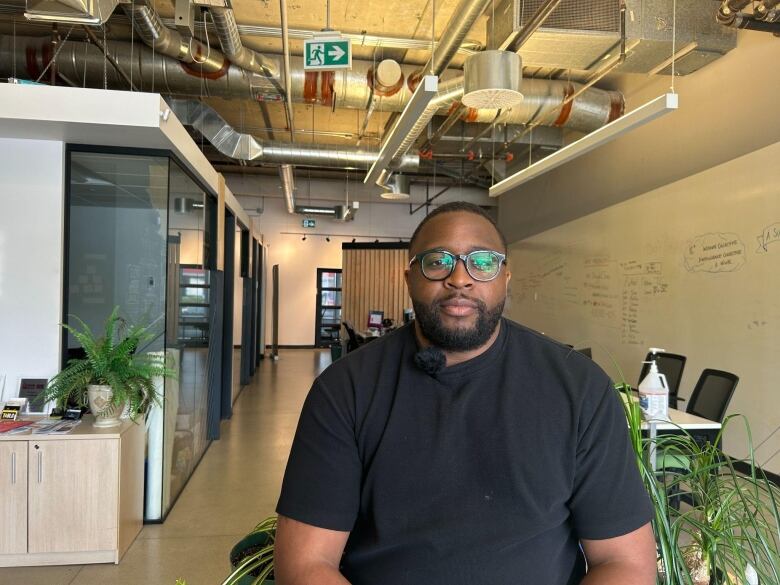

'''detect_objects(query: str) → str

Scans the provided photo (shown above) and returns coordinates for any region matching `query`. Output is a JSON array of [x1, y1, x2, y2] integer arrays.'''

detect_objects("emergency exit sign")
[[302, 219, 316, 228], [303, 36, 351, 70]]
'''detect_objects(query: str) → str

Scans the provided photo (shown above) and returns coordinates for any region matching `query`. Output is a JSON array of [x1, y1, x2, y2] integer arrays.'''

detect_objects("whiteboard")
[[506, 140, 780, 474]]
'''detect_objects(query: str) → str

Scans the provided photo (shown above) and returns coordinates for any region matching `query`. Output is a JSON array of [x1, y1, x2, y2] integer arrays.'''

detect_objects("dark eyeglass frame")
[[408, 249, 507, 282]]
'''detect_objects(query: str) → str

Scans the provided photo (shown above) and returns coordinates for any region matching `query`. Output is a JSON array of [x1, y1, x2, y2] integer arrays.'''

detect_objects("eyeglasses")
[[409, 249, 507, 282]]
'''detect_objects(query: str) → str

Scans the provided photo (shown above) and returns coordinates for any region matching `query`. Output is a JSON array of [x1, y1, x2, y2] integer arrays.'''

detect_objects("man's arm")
[[274, 515, 352, 585], [580, 522, 657, 585]]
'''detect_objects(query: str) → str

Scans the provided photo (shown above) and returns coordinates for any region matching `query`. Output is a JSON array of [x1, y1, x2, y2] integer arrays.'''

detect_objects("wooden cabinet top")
[[0, 417, 140, 442]]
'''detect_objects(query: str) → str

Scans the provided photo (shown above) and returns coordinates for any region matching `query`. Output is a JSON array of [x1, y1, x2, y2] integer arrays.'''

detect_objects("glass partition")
[[66, 151, 168, 356], [66, 149, 214, 521]]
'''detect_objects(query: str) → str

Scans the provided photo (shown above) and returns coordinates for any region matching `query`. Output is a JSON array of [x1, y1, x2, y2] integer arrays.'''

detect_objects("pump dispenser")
[[638, 357, 670, 422]]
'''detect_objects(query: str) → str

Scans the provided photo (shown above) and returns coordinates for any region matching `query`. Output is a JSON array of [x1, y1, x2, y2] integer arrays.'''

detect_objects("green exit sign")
[[302, 219, 316, 228], [303, 36, 351, 70]]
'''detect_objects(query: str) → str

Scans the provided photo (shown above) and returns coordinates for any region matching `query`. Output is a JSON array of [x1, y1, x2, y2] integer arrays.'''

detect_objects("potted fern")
[[40, 307, 175, 428]]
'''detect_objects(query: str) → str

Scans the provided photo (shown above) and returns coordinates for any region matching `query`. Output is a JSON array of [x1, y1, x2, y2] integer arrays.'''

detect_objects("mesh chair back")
[[342, 321, 361, 353], [686, 369, 739, 423], [638, 352, 686, 407]]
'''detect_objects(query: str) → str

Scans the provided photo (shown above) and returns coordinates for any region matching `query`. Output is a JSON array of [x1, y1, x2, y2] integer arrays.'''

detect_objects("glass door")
[[315, 269, 342, 347]]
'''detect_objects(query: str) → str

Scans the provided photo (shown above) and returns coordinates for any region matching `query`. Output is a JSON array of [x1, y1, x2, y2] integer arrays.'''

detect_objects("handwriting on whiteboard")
[[756, 222, 780, 253], [683, 233, 746, 273]]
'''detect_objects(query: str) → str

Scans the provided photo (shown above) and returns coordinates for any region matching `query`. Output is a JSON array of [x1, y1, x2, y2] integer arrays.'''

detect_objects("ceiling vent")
[[25, 0, 119, 24], [488, 0, 737, 75], [462, 50, 523, 109]]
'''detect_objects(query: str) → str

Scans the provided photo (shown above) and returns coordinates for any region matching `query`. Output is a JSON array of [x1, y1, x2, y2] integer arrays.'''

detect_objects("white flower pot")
[[87, 384, 125, 428]]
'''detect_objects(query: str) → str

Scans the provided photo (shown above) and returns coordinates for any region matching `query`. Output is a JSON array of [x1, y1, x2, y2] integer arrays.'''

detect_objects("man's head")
[[405, 202, 510, 352]]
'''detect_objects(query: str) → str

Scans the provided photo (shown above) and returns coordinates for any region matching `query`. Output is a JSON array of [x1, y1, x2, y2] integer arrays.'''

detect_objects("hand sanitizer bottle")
[[638, 360, 670, 422]]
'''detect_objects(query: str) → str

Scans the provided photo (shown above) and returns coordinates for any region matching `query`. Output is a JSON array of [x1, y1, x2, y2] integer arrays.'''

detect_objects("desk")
[[641, 409, 722, 471], [622, 392, 722, 443]]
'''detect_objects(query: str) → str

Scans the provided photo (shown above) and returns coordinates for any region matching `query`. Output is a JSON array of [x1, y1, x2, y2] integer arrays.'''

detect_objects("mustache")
[[434, 294, 486, 309]]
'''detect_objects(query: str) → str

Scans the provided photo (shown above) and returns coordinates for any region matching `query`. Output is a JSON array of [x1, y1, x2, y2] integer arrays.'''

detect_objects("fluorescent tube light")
[[24, 12, 101, 23], [364, 75, 438, 186], [489, 93, 679, 198]]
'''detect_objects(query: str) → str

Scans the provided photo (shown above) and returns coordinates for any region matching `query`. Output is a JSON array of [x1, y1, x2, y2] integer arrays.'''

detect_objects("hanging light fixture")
[[380, 175, 411, 200], [462, 50, 523, 109]]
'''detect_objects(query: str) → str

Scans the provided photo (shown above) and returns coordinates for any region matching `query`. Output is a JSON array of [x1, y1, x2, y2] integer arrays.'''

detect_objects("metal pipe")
[[121, 0, 226, 73], [716, 0, 752, 25], [420, 103, 467, 151], [420, 0, 492, 76], [755, 0, 780, 21], [82, 25, 137, 90], [280, 0, 294, 142], [0, 35, 623, 135], [279, 164, 295, 213], [730, 13, 780, 31], [169, 99, 420, 171], [505, 0, 563, 52], [209, 7, 278, 77]]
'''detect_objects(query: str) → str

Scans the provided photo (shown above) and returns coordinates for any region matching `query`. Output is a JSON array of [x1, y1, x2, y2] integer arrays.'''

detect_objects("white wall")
[[249, 195, 430, 346], [505, 140, 780, 474], [0, 138, 65, 401]]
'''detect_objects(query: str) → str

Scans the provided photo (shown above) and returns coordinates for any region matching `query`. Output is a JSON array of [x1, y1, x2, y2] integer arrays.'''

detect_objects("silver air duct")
[[169, 99, 420, 172], [279, 164, 295, 213], [209, 7, 278, 76], [0, 35, 622, 134], [121, 1, 226, 74], [421, 0, 492, 76]]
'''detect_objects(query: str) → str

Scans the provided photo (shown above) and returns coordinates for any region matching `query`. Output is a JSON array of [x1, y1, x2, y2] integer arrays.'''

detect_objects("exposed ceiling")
[[0, 0, 748, 205]]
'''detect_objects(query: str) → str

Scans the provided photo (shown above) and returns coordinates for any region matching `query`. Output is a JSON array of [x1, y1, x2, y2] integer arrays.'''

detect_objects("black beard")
[[412, 294, 505, 352]]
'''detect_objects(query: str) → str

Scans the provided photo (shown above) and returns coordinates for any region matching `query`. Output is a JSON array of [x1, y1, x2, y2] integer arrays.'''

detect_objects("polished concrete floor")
[[1, 349, 331, 585]]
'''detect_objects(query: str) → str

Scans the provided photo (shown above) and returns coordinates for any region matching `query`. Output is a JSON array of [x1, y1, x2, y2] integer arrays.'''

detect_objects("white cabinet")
[[0, 418, 144, 567]]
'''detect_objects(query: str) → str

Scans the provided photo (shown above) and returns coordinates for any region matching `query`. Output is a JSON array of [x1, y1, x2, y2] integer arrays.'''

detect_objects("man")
[[275, 202, 656, 585]]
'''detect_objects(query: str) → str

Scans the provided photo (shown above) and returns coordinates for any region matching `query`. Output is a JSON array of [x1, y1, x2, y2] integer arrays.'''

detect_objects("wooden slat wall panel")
[[342, 248, 411, 332]]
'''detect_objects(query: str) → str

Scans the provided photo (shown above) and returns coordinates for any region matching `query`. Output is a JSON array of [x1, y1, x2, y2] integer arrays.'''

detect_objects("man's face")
[[405, 211, 511, 351]]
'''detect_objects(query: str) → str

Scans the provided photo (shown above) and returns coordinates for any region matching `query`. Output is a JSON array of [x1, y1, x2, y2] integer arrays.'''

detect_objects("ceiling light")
[[364, 75, 438, 186], [490, 93, 679, 197], [326, 236, 331, 242], [462, 50, 523, 110], [380, 174, 411, 200], [302, 235, 306, 241]]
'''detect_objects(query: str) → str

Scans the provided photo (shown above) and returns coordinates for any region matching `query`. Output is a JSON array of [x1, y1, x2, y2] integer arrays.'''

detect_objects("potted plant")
[[40, 306, 176, 427], [223, 515, 277, 585], [616, 382, 780, 584]]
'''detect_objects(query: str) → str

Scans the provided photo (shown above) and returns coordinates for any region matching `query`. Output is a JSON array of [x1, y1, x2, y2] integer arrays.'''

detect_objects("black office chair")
[[638, 352, 687, 409], [686, 369, 739, 424], [658, 368, 738, 509], [342, 321, 364, 353]]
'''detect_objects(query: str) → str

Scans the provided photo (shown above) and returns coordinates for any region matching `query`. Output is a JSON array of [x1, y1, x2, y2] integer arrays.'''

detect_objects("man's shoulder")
[[319, 323, 414, 386], [501, 318, 612, 397]]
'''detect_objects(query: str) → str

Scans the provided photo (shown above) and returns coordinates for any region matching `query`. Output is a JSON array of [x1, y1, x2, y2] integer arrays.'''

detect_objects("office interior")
[[1, 0, 779, 580]]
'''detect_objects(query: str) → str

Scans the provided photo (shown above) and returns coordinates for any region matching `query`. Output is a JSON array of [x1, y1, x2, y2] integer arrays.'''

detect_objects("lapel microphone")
[[414, 346, 447, 376]]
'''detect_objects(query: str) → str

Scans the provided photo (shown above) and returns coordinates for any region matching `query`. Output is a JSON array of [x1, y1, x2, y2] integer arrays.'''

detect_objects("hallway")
[[0, 350, 330, 585]]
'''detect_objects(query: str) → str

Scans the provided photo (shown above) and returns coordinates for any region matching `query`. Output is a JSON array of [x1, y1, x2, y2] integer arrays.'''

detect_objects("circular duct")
[[380, 174, 411, 200], [462, 50, 523, 110]]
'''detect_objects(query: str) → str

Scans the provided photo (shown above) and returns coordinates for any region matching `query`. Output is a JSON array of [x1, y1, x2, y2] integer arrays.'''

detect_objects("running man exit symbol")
[[303, 37, 352, 70]]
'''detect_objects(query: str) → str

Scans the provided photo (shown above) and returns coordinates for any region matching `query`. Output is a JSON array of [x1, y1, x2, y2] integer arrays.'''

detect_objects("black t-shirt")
[[276, 319, 653, 585]]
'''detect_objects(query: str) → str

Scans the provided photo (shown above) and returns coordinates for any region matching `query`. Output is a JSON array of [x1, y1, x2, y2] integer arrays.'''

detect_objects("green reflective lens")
[[421, 252, 454, 278], [412, 249, 504, 281], [468, 252, 499, 278]]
